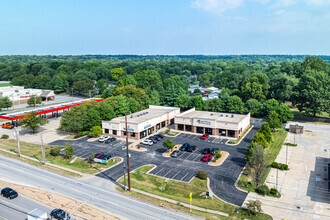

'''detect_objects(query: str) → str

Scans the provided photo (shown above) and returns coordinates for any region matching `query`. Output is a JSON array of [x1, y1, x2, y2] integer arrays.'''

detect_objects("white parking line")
[[177, 152, 185, 159], [164, 169, 172, 177], [193, 155, 201, 162], [172, 171, 181, 179], [154, 168, 164, 176], [180, 172, 189, 181]]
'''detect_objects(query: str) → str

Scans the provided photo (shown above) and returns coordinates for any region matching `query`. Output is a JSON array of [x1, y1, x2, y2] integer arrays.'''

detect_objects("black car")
[[1, 187, 18, 199], [105, 137, 116, 143], [202, 148, 211, 154], [100, 154, 112, 160], [153, 135, 161, 141], [210, 148, 219, 155], [186, 145, 196, 152], [171, 150, 181, 158], [50, 209, 70, 220], [180, 142, 190, 151], [149, 137, 158, 143], [157, 134, 164, 139]]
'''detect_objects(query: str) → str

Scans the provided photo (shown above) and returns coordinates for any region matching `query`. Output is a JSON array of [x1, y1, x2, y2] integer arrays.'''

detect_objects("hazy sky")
[[0, 0, 329, 55]]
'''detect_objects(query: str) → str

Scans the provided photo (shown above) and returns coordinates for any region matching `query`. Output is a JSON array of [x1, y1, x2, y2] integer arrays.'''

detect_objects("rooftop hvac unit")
[[226, 115, 228, 117], [210, 113, 213, 116], [231, 114, 234, 118], [130, 115, 133, 118], [146, 111, 148, 114], [220, 114, 223, 117]]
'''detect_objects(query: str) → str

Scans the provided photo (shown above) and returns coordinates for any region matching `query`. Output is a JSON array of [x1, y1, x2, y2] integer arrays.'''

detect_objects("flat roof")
[[177, 109, 248, 124], [110, 106, 179, 124], [0, 98, 104, 121]]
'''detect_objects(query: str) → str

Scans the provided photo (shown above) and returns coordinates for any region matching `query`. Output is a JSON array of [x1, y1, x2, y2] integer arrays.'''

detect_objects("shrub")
[[256, 185, 269, 196], [271, 162, 278, 168], [90, 152, 94, 162], [215, 150, 222, 160], [280, 164, 288, 170], [50, 148, 60, 156], [165, 128, 171, 134], [1, 134, 9, 139], [197, 171, 208, 180], [77, 131, 89, 137], [63, 144, 74, 159], [270, 187, 279, 196], [90, 126, 102, 137]]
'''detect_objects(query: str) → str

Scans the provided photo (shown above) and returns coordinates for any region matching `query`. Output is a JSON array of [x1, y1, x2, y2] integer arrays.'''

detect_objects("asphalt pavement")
[[0, 155, 199, 220], [0, 190, 52, 220], [49, 119, 263, 206]]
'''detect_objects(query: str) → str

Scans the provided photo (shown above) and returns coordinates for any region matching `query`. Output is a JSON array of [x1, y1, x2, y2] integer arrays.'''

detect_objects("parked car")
[[153, 135, 161, 141], [50, 209, 70, 220], [180, 142, 190, 151], [94, 154, 112, 164], [105, 137, 116, 143], [210, 148, 219, 155], [94, 153, 104, 159], [1, 187, 18, 199], [202, 148, 211, 154], [100, 154, 112, 160], [157, 134, 164, 139], [141, 139, 153, 146], [98, 136, 106, 142], [202, 154, 213, 162], [186, 145, 196, 152], [171, 150, 181, 158], [201, 134, 209, 140], [149, 137, 158, 143]]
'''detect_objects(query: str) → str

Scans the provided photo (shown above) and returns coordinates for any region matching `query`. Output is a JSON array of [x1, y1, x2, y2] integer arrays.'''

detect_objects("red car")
[[202, 154, 212, 162], [94, 153, 104, 159], [201, 134, 209, 140]]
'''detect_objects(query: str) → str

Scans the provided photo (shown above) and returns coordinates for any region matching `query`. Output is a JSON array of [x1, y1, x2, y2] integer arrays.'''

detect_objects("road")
[[0, 191, 52, 220], [0, 155, 198, 220]]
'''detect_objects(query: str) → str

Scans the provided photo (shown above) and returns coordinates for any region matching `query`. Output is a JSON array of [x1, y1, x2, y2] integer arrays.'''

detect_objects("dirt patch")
[[87, 137, 99, 142], [306, 132, 317, 136], [163, 145, 181, 157], [209, 152, 229, 166], [0, 179, 117, 220], [129, 145, 147, 152]]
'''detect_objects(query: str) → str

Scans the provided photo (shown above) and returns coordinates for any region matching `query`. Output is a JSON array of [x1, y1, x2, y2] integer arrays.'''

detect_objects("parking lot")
[[49, 119, 262, 206]]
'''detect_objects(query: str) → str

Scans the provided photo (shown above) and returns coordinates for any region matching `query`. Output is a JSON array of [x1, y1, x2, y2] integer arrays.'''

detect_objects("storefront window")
[[185, 125, 192, 132], [161, 121, 165, 127], [178, 124, 184, 131], [205, 128, 213, 135], [131, 132, 136, 137], [113, 130, 117, 135], [196, 127, 204, 134], [105, 129, 109, 134], [219, 129, 226, 136]]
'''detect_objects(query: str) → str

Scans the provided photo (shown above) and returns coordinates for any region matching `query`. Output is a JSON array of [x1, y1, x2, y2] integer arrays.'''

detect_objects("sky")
[[0, 0, 329, 55]]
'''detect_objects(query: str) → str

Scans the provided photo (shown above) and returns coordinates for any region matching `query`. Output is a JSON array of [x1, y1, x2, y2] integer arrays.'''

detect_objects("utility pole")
[[40, 133, 46, 165], [125, 113, 131, 192], [286, 144, 288, 165], [13, 127, 21, 157]]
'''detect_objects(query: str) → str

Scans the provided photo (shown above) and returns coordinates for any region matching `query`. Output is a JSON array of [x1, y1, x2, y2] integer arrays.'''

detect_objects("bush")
[[90, 126, 102, 137], [280, 164, 288, 170], [63, 144, 74, 159], [256, 185, 269, 196], [271, 162, 278, 168], [50, 148, 60, 156], [77, 131, 89, 137], [197, 171, 208, 180], [270, 187, 279, 196], [1, 134, 9, 139], [215, 150, 222, 160]]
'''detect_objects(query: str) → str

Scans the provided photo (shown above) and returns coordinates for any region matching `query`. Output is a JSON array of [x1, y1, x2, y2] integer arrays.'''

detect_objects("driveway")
[[50, 119, 261, 206]]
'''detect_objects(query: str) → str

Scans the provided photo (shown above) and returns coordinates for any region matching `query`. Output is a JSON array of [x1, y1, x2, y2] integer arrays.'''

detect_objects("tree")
[[262, 99, 279, 116], [198, 72, 213, 87], [215, 150, 222, 160], [269, 73, 298, 103], [258, 122, 272, 143], [302, 56, 327, 72], [246, 200, 262, 216], [113, 85, 150, 108], [90, 126, 102, 137], [241, 81, 266, 102], [293, 69, 329, 116], [60, 105, 88, 133], [27, 95, 42, 107], [248, 144, 269, 188], [110, 68, 125, 81], [102, 86, 115, 98], [72, 80, 94, 96], [0, 97, 13, 109], [163, 139, 175, 150], [19, 112, 49, 133], [277, 103, 293, 122], [95, 79, 108, 94], [175, 94, 191, 110], [190, 96, 204, 110], [252, 132, 268, 148], [267, 111, 282, 130], [63, 143, 74, 159], [245, 99, 261, 117], [226, 95, 245, 114], [193, 88, 203, 95]]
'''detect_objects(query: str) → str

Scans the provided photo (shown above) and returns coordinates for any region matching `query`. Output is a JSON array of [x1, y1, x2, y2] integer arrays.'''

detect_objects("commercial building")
[[175, 108, 250, 138], [0, 86, 55, 106], [102, 106, 180, 140]]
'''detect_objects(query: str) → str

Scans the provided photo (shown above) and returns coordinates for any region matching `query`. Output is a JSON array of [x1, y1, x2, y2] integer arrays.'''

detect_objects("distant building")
[[0, 86, 55, 106], [188, 85, 201, 93]]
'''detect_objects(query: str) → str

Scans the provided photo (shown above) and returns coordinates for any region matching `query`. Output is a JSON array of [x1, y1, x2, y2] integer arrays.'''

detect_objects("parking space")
[[149, 166, 196, 182]]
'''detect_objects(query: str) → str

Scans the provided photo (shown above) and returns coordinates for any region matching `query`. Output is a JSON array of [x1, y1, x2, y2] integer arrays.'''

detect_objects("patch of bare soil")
[[128, 145, 147, 152], [209, 152, 229, 166], [0, 179, 117, 220], [87, 137, 99, 142], [163, 145, 181, 157]]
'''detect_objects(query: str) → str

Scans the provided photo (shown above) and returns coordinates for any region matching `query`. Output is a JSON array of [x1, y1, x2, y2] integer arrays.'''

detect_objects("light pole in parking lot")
[[125, 113, 131, 192]]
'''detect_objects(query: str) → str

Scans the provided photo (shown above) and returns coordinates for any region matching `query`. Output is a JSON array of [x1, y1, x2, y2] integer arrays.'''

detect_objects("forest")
[[0, 55, 328, 133]]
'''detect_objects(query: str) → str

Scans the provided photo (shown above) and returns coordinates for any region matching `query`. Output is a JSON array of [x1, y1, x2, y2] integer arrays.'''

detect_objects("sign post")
[[189, 192, 192, 212]]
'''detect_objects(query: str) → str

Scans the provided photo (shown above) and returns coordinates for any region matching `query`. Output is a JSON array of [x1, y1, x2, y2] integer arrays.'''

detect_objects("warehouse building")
[[102, 106, 180, 140], [175, 108, 250, 138], [0, 86, 55, 106]]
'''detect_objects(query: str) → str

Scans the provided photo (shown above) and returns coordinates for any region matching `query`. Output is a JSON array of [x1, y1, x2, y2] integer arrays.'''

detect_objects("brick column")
[[175, 124, 178, 130], [193, 126, 197, 133], [225, 130, 228, 137], [235, 131, 239, 138], [183, 125, 186, 131], [214, 128, 219, 136], [203, 127, 205, 134]]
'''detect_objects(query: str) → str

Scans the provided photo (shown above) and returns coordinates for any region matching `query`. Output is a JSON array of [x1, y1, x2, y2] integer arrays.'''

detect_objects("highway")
[[0, 155, 198, 220], [0, 191, 51, 220]]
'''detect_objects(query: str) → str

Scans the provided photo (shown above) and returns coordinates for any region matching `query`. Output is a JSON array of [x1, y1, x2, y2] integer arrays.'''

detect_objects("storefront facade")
[[102, 105, 180, 140], [175, 108, 250, 138]]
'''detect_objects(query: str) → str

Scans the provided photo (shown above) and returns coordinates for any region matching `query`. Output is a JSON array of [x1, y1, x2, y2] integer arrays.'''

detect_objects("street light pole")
[[125, 113, 131, 192], [40, 133, 46, 165], [13, 127, 21, 157]]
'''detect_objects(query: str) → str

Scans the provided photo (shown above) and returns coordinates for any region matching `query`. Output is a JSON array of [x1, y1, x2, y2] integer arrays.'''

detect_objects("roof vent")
[[210, 113, 213, 116], [231, 114, 234, 118], [226, 115, 229, 117], [130, 115, 133, 118], [146, 111, 149, 114], [220, 114, 223, 117]]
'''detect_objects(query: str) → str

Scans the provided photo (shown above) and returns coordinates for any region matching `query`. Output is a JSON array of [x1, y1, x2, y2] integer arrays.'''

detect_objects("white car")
[[141, 139, 153, 146], [98, 136, 106, 142]]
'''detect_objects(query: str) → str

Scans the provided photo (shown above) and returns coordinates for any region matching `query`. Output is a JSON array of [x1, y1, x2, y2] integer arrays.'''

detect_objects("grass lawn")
[[238, 129, 288, 192], [118, 166, 271, 220], [0, 83, 13, 87], [0, 139, 120, 175]]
